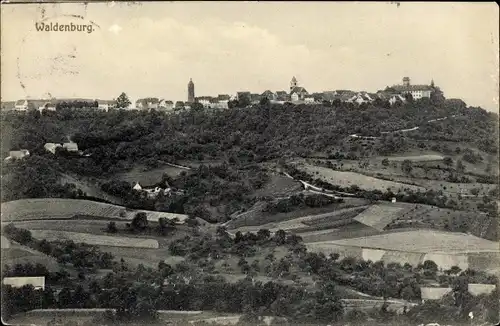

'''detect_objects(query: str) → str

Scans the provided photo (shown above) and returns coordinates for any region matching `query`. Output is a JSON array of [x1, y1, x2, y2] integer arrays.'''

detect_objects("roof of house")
[[392, 85, 432, 92], [237, 91, 251, 96], [97, 100, 117, 105], [276, 91, 288, 95], [217, 94, 231, 101], [196, 96, 214, 101], [420, 287, 452, 301], [290, 86, 308, 94], [468, 284, 496, 296], [261, 90, 276, 96], [63, 143, 78, 150], [3, 276, 45, 289], [136, 98, 160, 105]]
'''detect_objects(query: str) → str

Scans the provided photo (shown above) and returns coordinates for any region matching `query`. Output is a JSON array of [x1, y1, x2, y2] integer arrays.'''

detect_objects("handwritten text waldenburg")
[[35, 22, 94, 34]]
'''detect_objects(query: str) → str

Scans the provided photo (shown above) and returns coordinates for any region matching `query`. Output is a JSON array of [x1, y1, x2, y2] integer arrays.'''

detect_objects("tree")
[[256, 229, 271, 241], [191, 102, 204, 111], [106, 221, 118, 233], [186, 216, 199, 228], [401, 160, 413, 175], [131, 212, 148, 231], [382, 158, 390, 167], [259, 97, 270, 106], [273, 229, 286, 245], [116, 92, 131, 108], [443, 157, 453, 166], [456, 159, 465, 174]]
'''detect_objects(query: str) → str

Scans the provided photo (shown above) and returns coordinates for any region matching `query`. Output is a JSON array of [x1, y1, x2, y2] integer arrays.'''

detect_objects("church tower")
[[290, 76, 298, 92], [187, 78, 195, 103]]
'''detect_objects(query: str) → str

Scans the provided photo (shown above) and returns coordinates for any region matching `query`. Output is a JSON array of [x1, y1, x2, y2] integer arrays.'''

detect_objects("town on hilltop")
[[1, 76, 442, 113]]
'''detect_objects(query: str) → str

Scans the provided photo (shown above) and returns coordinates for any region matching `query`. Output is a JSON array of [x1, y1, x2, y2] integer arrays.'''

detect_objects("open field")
[[292, 162, 424, 192], [60, 173, 125, 205], [1, 198, 188, 223], [1, 242, 62, 272], [115, 164, 188, 186], [382, 154, 444, 162], [5, 309, 239, 326], [385, 203, 497, 240], [341, 298, 416, 314], [29, 230, 160, 248], [352, 203, 408, 231], [385, 176, 498, 196], [96, 246, 185, 268], [225, 197, 370, 229], [230, 205, 370, 234], [1, 235, 11, 248], [323, 230, 499, 253], [306, 230, 500, 270], [4, 219, 196, 246], [254, 173, 303, 197]]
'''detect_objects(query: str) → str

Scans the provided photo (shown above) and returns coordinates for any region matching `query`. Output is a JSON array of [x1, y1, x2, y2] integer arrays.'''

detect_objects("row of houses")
[[134, 94, 233, 111], [3, 77, 435, 113], [235, 89, 405, 106], [44, 142, 79, 154], [6, 99, 118, 112], [132, 182, 185, 199]]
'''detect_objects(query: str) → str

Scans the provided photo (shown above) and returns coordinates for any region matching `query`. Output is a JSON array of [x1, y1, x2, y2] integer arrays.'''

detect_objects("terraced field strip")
[[231, 205, 369, 234], [353, 204, 406, 231], [29, 230, 159, 248], [306, 230, 500, 269], [1, 242, 62, 272], [1, 199, 188, 223], [294, 163, 424, 192], [341, 299, 416, 313], [116, 164, 188, 185], [382, 154, 444, 162], [326, 230, 500, 253], [1, 235, 11, 248]]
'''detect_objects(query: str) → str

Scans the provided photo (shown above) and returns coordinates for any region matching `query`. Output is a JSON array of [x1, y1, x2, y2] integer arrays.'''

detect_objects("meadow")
[[1, 198, 188, 222], [29, 230, 160, 248], [292, 162, 424, 193]]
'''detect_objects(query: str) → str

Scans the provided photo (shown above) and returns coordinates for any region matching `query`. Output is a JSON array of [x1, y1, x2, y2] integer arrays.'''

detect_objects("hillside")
[[1, 100, 499, 326]]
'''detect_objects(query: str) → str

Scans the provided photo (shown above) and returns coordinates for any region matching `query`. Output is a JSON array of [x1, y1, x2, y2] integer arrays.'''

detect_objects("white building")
[[14, 99, 29, 111], [63, 142, 78, 152], [3, 276, 46, 290], [44, 143, 62, 154], [392, 77, 432, 100], [159, 100, 174, 111]]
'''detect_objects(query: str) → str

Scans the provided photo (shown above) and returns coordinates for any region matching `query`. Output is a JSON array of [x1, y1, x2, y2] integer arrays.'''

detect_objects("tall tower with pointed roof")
[[290, 76, 298, 92], [187, 78, 195, 103]]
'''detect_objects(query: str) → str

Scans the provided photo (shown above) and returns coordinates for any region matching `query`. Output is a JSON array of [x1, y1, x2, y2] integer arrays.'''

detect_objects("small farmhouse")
[[63, 143, 79, 152], [44, 143, 62, 154]]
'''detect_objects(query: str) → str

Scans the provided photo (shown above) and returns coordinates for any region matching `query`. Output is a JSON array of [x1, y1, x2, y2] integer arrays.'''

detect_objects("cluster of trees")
[[3, 221, 500, 325], [99, 164, 270, 223], [56, 100, 99, 110], [263, 193, 343, 214], [1, 156, 86, 202], [105, 212, 194, 236], [4, 96, 497, 173], [168, 227, 301, 259], [3, 224, 114, 270], [410, 108, 498, 154]]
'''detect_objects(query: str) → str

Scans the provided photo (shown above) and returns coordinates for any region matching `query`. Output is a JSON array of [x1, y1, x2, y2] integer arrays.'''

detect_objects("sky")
[[1, 2, 498, 111]]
